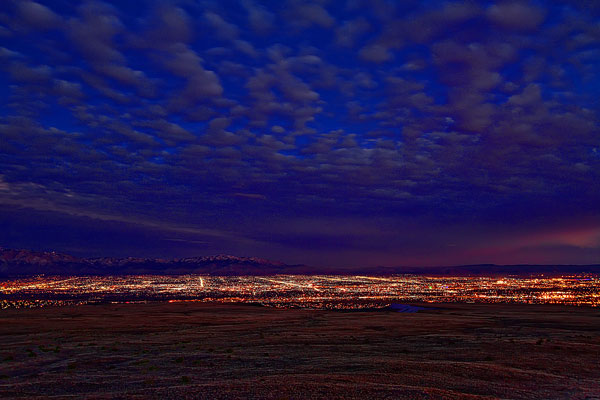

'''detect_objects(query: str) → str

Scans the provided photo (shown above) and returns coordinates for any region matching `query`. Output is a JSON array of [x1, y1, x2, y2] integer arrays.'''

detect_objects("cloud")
[[157, 43, 223, 109], [146, 119, 196, 143], [53, 79, 84, 99], [204, 12, 239, 41], [359, 44, 392, 63], [404, 2, 481, 43], [507, 83, 542, 106], [66, 2, 123, 63], [65, 1, 152, 96], [234, 40, 258, 58], [143, 5, 192, 44], [284, 2, 335, 29], [18, 1, 61, 30], [1, 0, 599, 265], [233, 192, 267, 200], [242, 0, 275, 35], [8, 63, 52, 83], [486, 2, 546, 31], [335, 17, 370, 47]]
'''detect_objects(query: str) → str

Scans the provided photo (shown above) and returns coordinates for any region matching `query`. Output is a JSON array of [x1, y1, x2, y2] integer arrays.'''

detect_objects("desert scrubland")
[[0, 302, 599, 399]]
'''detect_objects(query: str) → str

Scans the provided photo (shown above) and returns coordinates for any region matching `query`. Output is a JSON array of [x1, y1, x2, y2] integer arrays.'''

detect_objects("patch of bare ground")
[[0, 302, 599, 399]]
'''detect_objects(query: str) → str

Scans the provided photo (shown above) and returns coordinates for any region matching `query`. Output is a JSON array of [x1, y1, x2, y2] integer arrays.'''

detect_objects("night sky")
[[0, 0, 599, 268]]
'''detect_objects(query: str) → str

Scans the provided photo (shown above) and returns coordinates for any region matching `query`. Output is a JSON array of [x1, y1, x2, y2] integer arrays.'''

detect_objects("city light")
[[1, 274, 598, 310]]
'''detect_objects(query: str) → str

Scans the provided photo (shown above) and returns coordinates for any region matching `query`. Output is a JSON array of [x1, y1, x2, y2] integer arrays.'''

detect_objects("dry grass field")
[[1, 302, 599, 399]]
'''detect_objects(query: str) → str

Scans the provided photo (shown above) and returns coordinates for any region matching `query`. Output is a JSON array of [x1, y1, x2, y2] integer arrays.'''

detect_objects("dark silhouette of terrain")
[[0, 302, 599, 399], [1, 247, 599, 277]]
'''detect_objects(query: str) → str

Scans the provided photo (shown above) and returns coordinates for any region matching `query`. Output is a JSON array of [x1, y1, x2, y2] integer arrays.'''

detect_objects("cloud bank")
[[0, 0, 599, 267]]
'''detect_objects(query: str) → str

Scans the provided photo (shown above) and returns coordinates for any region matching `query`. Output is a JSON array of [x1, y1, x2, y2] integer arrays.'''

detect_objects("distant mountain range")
[[1, 248, 599, 277], [0, 248, 295, 277]]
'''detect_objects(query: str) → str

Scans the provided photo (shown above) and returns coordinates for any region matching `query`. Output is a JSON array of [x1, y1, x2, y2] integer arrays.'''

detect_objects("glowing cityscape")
[[1, 274, 598, 310]]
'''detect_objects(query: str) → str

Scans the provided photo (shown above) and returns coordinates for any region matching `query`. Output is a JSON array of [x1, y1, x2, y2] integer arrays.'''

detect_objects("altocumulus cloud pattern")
[[0, 0, 599, 267]]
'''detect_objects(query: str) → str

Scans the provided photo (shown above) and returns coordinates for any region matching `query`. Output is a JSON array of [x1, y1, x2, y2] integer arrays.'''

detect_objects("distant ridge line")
[[1, 248, 599, 277]]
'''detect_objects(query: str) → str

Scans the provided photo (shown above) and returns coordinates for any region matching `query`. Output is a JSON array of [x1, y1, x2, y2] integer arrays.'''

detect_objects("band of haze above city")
[[0, 0, 599, 270]]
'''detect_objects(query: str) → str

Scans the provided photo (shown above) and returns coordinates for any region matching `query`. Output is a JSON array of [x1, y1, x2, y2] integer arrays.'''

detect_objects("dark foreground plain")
[[1, 303, 599, 399]]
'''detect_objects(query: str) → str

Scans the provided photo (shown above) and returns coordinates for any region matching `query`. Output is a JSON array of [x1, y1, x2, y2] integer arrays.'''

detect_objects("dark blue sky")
[[0, 0, 599, 267]]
